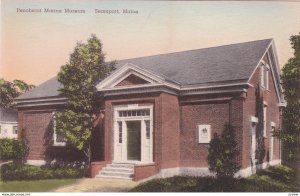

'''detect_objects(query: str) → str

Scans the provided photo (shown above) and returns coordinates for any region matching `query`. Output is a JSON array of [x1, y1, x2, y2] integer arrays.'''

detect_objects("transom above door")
[[113, 105, 153, 164]]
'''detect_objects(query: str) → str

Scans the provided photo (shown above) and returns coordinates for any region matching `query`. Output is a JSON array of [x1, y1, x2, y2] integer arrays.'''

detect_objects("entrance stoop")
[[95, 163, 134, 180]]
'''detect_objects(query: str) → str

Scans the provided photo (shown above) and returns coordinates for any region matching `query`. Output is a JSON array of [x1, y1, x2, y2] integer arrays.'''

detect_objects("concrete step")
[[95, 174, 133, 180], [100, 171, 133, 178], [95, 163, 134, 180], [108, 163, 134, 169], [103, 167, 133, 173]]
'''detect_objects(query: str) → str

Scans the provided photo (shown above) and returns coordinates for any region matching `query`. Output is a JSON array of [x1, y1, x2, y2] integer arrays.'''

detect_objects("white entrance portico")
[[113, 104, 153, 164]]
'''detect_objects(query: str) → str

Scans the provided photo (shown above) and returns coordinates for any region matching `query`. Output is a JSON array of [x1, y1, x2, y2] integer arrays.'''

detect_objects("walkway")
[[53, 178, 140, 192]]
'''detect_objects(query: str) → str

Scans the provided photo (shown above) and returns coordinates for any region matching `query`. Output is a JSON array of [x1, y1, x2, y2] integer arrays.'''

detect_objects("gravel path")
[[53, 178, 139, 192]]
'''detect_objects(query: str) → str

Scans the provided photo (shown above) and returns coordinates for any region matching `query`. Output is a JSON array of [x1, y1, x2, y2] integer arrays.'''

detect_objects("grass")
[[0, 179, 78, 192], [130, 165, 300, 192]]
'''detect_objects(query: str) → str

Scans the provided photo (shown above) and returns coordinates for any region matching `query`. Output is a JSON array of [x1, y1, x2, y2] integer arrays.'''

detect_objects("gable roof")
[[17, 76, 62, 100], [16, 39, 273, 101], [0, 108, 18, 122], [115, 39, 272, 85]]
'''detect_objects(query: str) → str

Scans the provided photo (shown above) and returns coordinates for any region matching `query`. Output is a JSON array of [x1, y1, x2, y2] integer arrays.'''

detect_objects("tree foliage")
[[0, 79, 35, 108], [208, 123, 240, 178], [273, 33, 300, 163], [255, 85, 266, 164], [55, 35, 115, 162]]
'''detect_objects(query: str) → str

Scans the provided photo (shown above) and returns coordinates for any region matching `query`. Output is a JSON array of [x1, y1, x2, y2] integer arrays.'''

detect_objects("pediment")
[[115, 74, 151, 87], [96, 63, 174, 90]]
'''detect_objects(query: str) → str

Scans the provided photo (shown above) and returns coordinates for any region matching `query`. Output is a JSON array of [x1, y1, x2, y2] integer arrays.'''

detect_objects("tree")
[[208, 123, 240, 178], [55, 34, 115, 164], [0, 79, 35, 108], [273, 33, 300, 164]]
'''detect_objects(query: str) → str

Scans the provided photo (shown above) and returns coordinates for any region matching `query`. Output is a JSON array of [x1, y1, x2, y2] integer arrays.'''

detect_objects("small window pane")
[[13, 126, 18, 135], [137, 110, 141, 116], [145, 110, 150, 116], [145, 120, 150, 139], [118, 122, 122, 143], [132, 110, 136, 116]]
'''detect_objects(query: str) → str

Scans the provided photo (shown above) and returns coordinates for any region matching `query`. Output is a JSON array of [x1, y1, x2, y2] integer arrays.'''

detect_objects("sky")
[[1, 0, 300, 85]]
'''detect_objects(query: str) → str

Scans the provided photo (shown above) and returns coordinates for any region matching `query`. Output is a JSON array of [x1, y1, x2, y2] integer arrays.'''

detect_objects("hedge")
[[0, 139, 27, 162], [1, 163, 86, 181]]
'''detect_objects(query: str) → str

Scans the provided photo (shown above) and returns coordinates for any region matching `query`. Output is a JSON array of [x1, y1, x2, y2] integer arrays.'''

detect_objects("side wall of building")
[[18, 106, 85, 165], [242, 54, 281, 172]]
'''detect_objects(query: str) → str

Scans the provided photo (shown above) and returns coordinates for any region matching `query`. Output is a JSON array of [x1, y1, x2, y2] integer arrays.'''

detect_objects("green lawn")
[[0, 179, 78, 192], [130, 165, 300, 192]]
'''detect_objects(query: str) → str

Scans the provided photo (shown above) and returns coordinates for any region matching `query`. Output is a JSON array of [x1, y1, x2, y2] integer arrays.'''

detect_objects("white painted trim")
[[52, 112, 66, 146], [235, 159, 281, 178], [16, 101, 67, 108], [271, 122, 276, 127], [247, 40, 284, 104], [110, 71, 157, 87], [250, 116, 258, 123], [179, 167, 214, 177], [0, 121, 18, 124], [27, 160, 46, 166], [278, 102, 287, 107], [235, 167, 253, 178], [96, 63, 180, 90], [113, 104, 153, 164], [181, 82, 249, 90], [15, 97, 67, 103], [248, 40, 273, 84], [138, 159, 281, 182], [269, 159, 281, 166]]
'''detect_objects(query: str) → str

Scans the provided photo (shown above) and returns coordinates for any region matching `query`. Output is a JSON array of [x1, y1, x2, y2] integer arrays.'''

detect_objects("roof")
[[115, 39, 272, 85], [16, 39, 272, 100], [0, 108, 18, 122], [17, 76, 62, 100]]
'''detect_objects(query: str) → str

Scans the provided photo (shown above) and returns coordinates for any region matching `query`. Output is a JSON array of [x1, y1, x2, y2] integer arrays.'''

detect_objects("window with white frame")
[[52, 112, 66, 146], [13, 126, 18, 135], [198, 124, 211, 143], [260, 63, 269, 90]]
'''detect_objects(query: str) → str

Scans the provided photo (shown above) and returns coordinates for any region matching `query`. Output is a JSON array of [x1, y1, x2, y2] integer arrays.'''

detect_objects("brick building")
[[15, 39, 285, 181]]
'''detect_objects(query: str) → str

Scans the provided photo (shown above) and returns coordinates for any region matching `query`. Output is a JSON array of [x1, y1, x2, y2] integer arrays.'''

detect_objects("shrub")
[[207, 123, 240, 178], [0, 139, 27, 162], [0, 138, 14, 160], [0, 163, 86, 181]]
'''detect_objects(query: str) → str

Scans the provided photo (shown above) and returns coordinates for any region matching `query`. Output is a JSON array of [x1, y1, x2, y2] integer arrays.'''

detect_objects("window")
[[260, 63, 269, 90], [0, 125, 1, 134], [198, 125, 211, 143], [263, 105, 267, 137], [118, 109, 150, 117], [145, 120, 150, 139], [13, 126, 18, 135], [118, 121, 122, 143], [52, 112, 66, 146]]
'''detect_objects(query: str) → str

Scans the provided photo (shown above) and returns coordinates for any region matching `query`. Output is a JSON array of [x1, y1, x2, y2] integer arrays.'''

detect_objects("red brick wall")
[[160, 93, 180, 168], [102, 93, 160, 164], [242, 53, 281, 169], [179, 99, 230, 167], [21, 110, 53, 160], [102, 92, 180, 171], [134, 163, 158, 181], [18, 106, 86, 162]]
